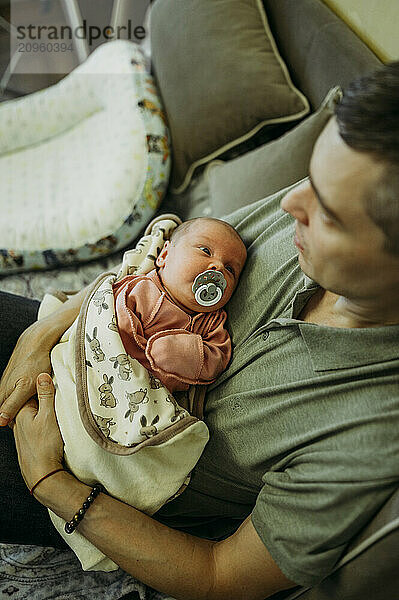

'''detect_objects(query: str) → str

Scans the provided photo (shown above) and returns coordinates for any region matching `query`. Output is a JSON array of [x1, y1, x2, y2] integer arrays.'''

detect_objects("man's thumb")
[[36, 373, 55, 400]]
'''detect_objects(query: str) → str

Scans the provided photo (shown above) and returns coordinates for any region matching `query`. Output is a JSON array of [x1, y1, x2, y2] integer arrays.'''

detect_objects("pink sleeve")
[[145, 311, 231, 387], [113, 277, 162, 371]]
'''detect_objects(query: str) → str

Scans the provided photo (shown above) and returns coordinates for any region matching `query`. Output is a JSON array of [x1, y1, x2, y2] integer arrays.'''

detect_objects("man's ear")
[[156, 241, 170, 268]]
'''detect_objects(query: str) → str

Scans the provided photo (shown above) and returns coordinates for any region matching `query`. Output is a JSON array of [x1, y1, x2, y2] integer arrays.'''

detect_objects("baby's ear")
[[156, 241, 170, 267]]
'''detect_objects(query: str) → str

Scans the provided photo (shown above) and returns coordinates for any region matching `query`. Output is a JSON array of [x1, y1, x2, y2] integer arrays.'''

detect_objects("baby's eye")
[[226, 265, 235, 275], [200, 246, 211, 255]]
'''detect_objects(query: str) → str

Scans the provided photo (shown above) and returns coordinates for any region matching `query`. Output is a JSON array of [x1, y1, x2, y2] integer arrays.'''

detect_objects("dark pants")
[[0, 291, 68, 549]]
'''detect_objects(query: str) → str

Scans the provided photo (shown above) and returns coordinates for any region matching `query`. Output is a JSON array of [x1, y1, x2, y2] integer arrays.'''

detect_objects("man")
[[1, 62, 399, 599]]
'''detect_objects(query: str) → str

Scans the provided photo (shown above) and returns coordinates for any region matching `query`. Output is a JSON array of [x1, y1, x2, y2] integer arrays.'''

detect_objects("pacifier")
[[192, 270, 227, 307]]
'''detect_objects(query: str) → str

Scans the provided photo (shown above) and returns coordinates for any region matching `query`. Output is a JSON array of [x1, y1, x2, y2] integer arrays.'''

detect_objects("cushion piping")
[[171, 0, 310, 194]]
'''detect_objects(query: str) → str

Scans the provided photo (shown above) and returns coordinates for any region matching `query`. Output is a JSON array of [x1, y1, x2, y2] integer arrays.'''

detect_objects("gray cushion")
[[207, 87, 341, 217], [263, 0, 382, 110], [150, 0, 309, 194]]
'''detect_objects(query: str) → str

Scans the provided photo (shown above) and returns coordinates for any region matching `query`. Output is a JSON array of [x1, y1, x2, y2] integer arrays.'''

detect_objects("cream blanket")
[[38, 216, 209, 572]]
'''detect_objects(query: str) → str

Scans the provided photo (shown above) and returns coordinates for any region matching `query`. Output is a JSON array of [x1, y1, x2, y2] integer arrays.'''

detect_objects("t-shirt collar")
[[269, 275, 399, 371]]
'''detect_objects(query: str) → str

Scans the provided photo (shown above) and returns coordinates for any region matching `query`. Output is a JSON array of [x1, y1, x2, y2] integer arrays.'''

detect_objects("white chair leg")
[[110, 0, 124, 31], [0, 49, 23, 96], [0, 14, 22, 96], [60, 0, 89, 62]]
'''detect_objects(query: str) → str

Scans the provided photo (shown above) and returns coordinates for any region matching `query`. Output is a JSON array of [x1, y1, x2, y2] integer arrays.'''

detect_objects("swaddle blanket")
[[38, 216, 209, 572]]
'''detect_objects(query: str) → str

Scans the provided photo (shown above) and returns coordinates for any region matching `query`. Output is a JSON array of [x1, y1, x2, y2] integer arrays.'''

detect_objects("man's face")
[[281, 117, 399, 301], [156, 220, 247, 313]]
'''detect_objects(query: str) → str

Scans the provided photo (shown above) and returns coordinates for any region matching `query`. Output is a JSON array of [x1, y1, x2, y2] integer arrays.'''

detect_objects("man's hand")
[[0, 282, 91, 426], [0, 322, 52, 426], [12, 373, 64, 492]]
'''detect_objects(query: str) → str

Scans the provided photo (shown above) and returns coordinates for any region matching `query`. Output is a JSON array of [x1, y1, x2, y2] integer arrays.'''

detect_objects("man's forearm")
[[35, 471, 217, 600], [36, 471, 292, 600]]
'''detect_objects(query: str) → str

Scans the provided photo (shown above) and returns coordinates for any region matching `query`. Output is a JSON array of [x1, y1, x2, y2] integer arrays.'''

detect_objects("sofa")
[[1, 1, 398, 599]]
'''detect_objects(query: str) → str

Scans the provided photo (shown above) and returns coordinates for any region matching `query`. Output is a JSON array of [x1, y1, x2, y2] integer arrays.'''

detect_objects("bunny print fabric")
[[39, 272, 209, 572]]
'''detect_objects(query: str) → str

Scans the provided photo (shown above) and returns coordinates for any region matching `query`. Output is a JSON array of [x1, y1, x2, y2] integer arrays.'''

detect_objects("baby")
[[113, 217, 247, 393], [39, 216, 246, 571]]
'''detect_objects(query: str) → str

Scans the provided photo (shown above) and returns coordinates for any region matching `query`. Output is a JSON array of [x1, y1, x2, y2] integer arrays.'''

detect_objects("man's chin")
[[298, 253, 311, 277], [297, 256, 322, 286]]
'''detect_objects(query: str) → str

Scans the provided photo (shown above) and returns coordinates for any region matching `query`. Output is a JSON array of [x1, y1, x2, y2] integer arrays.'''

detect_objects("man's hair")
[[334, 61, 399, 255], [169, 217, 245, 249]]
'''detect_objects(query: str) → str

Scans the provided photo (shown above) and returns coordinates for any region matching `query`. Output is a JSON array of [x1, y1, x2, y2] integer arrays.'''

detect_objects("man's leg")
[[0, 291, 68, 548], [0, 290, 40, 374]]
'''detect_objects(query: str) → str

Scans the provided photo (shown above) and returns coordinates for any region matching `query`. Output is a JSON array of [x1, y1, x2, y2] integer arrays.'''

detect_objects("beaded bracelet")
[[64, 483, 104, 534]]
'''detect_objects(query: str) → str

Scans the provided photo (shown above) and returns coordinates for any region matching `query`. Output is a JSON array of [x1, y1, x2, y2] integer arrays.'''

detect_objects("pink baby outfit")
[[112, 269, 232, 392]]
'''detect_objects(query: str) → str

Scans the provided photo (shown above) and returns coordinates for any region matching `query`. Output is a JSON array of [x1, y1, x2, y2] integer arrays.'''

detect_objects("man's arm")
[[13, 369, 296, 600], [36, 471, 295, 600]]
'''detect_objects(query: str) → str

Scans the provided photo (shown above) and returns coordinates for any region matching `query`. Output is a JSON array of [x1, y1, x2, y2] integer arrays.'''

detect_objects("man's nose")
[[280, 180, 310, 226]]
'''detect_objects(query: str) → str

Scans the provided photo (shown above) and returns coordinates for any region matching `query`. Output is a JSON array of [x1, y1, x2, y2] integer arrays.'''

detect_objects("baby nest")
[[0, 40, 171, 274]]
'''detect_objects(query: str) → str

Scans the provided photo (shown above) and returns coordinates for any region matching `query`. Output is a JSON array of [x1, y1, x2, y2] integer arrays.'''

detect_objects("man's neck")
[[301, 288, 399, 328], [331, 293, 399, 327]]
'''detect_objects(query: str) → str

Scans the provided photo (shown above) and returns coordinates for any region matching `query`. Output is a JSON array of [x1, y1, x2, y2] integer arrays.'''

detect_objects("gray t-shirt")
[[156, 184, 399, 587]]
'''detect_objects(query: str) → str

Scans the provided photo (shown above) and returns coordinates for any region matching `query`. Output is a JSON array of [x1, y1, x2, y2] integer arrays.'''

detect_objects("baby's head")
[[155, 217, 247, 313]]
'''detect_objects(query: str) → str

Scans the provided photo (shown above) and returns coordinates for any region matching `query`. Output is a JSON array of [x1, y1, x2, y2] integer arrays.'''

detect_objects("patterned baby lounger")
[[38, 215, 210, 571]]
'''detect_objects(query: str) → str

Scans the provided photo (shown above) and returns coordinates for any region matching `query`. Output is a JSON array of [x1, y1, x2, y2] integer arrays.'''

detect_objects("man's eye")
[[200, 246, 211, 255]]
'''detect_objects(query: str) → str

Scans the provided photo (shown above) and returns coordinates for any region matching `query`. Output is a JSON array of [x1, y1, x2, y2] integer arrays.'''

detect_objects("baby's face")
[[156, 220, 247, 313]]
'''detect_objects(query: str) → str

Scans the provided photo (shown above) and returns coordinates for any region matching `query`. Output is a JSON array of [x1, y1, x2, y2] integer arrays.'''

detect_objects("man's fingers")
[[0, 377, 35, 426], [1, 375, 55, 427], [36, 374, 56, 415], [0, 411, 11, 427], [37, 373, 54, 394], [13, 397, 38, 427]]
